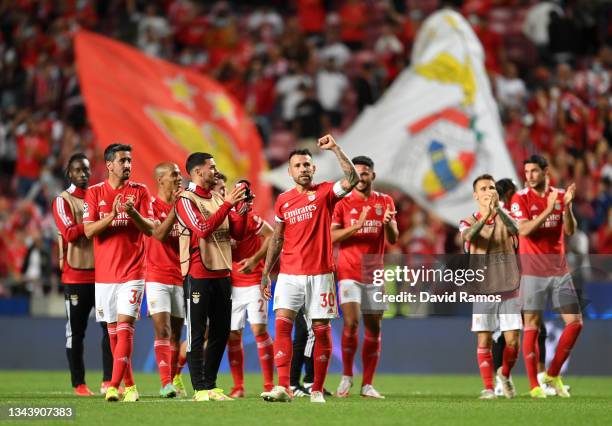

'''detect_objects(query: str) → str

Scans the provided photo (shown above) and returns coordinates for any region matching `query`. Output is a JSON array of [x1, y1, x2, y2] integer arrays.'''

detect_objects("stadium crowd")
[[0, 0, 611, 297]]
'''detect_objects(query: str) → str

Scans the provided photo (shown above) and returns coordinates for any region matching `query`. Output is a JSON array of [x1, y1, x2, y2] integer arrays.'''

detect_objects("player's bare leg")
[[262, 308, 297, 402], [361, 313, 384, 399], [228, 329, 245, 397], [542, 307, 582, 398], [338, 302, 360, 397], [523, 311, 546, 398], [497, 330, 519, 398], [152, 311, 176, 397], [476, 332, 496, 399]]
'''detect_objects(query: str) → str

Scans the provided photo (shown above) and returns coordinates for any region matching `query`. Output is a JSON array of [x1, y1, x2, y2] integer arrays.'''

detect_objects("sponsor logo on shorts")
[[97, 307, 104, 317], [70, 294, 79, 306]]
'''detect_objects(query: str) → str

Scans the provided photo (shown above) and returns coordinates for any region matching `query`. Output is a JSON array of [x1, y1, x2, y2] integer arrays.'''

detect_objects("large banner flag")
[[266, 8, 517, 225], [75, 31, 271, 212]]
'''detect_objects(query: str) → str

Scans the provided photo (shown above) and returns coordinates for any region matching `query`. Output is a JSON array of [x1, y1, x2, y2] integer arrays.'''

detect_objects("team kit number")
[[320, 292, 336, 308], [129, 289, 143, 305]]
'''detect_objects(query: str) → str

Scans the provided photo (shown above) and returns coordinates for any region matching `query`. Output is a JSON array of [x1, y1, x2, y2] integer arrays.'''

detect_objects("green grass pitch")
[[1, 371, 611, 425]]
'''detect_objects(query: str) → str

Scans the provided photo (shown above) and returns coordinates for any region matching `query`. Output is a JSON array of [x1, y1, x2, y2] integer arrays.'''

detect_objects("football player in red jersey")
[[331, 156, 398, 399], [510, 155, 582, 398], [145, 163, 184, 398], [260, 134, 358, 403], [83, 144, 155, 402], [226, 180, 276, 398], [53, 153, 113, 396]]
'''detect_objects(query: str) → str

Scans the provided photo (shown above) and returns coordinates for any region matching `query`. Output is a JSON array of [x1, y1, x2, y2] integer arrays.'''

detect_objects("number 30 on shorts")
[[129, 289, 143, 305], [320, 292, 335, 308]]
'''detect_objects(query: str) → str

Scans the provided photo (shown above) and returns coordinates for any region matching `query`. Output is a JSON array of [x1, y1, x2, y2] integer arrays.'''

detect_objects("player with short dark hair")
[[510, 155, 582, 398], [260, 134, 359, 403], [83, 143, 155, 402], [175, 153, 248, 401], [53, 153, 113, 396], [146, 163, 184, 398], [460, 174, 521, 399], [332, 155, 398, 399]]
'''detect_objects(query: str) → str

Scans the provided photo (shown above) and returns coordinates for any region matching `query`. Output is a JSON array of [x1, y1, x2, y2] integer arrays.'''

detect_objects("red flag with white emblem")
[[75, 30, 271, 213]]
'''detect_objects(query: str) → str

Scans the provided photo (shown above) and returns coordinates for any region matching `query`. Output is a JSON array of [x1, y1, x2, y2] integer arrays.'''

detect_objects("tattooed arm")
[[317, 134, 359, 192]]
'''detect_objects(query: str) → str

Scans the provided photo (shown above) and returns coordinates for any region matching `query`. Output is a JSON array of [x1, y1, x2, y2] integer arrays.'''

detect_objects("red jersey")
[[510, 186, 567, 276], [231, 211, 267, 287], [274, 181, 348, 275], [145, 197, 181, 285], [52, 185, 95, 284], [175, 184, 247, 279], [332, 191, 395, 283], [83, 180, 154, 283]]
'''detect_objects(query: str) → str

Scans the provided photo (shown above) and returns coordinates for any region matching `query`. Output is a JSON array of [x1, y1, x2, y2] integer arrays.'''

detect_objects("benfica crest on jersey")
[[307, 191, 316, 202], [124, 194, 136, 205], [375, 203, 383, 216]]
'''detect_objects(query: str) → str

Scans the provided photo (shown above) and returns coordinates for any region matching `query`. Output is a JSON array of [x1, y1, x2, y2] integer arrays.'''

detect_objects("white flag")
[[265, 8, 517, 225]]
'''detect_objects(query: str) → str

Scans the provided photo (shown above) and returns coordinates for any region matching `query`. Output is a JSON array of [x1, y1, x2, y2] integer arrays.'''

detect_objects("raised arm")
[[317, 134, 359, 192], [260, 221, 285, 300], [563, 183, 577, 236]]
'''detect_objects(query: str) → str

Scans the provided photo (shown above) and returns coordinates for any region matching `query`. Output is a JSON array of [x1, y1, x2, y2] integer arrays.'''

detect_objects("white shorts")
[[145, 282, 185, 318], [339, 279, 388, 313], [95, 280, 144, 323], [231, 285, 268, 331], [273, 273, 338, 319], [471, 297, 523, 332], [520, 274, 580, 311]]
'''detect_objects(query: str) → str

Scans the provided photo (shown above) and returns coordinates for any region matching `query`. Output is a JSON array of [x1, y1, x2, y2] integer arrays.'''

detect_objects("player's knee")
[[229, 330, 242, 341], [251, 324, 267, 336], [343, 319, 359, 331], [505, 335, 519, 348], [156, 325, 171, 339]]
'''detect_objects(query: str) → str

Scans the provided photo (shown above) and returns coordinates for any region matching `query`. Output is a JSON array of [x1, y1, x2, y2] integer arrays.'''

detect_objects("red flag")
[[75, 30, 271, 213]]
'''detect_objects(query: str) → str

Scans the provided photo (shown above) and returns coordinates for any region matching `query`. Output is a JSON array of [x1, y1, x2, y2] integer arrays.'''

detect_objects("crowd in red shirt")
[[0, 0, 611, 296]]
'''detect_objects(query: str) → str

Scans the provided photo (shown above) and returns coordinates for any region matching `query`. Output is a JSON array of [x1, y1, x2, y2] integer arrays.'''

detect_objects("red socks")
[[154, 339, 171, 386], [312, 323, 332, 393], [255, 332, 274, 391], [274, 317, 294, 389], [362, 329, 381, 386], [547, 321, 583, 377], [177, 349, 187, 375], [501, 345, 518, 378], [107, 323, 117, 355], [477, 346, 494, 390], [523, 327, 540, 389], [342, 326, 358, 377], [227, 337, 244, 389], [170, 342, 179, 379], [110, 322, 135, 388]]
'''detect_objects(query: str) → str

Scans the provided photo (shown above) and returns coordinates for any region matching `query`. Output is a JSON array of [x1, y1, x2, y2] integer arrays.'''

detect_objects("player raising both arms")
[[332, 156, 398, 399], [510, 155, 582, 398], [227, 180, 276, 398], [460, 174, 521, 399], [53, 153, 113, 396], [261, 134, 359, 403], [83, 144, 154, 402], [145, 163, 184, 398]]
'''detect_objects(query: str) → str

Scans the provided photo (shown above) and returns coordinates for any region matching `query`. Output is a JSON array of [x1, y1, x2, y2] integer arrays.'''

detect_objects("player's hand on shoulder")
[[564, 183, 576, 206], [317, 133, 337, 151]]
